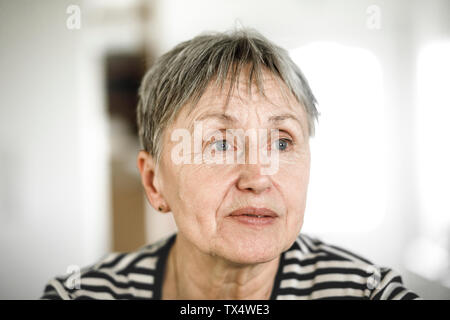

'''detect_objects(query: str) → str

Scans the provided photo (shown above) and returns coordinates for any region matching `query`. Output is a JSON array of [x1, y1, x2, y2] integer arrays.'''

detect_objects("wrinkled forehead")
[[177, 69, 307, 131]]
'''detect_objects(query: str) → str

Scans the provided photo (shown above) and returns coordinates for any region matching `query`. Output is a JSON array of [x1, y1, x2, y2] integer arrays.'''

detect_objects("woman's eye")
[[212, 140, 230, 151], [273, 138, 292, 151], [205, 137, 292, 153]]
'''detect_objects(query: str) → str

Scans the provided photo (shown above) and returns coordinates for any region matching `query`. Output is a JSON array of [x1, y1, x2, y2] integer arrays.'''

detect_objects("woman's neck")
[[162, 234, 280, 300]]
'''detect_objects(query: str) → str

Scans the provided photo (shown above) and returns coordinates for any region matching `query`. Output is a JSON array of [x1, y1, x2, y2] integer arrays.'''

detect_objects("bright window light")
[[290, 42, 386, 233], [416, 41, 450, 242], [407, 41, 450, 285]]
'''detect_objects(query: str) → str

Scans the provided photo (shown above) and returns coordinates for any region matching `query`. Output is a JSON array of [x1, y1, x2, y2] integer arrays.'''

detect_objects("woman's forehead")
[[184, 78, 303, 124]]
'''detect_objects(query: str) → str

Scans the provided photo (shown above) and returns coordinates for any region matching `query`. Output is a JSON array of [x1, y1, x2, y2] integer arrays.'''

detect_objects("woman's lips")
[[227, 207, 278, 226], [229, 207, 278, 217]]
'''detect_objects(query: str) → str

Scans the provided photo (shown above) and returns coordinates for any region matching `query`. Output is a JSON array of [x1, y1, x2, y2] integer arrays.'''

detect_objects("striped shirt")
[[40, 233, 420, 300]]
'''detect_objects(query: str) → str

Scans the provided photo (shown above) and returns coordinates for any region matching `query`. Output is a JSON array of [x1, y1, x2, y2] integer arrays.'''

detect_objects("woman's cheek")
[[278, 163, 309, 216], [177, 164, 223, 216]]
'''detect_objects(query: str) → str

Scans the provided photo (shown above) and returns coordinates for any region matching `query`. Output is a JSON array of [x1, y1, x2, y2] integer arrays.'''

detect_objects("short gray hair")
[[137, 28, 319, 164]]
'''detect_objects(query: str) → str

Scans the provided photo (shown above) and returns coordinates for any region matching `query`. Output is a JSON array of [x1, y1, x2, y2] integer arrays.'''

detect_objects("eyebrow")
[[191, 112, 304, 133]]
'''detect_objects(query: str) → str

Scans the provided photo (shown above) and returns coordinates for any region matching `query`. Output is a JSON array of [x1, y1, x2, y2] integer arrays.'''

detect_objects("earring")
[[158, 206, 164, 212]]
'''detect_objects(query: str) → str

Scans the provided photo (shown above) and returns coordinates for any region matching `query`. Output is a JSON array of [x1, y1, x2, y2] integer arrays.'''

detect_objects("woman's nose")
[[237, 164, 272, 194]]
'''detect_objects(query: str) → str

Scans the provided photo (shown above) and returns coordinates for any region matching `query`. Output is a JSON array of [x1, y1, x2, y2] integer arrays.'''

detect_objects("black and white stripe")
[[40, 233, 420, 300]]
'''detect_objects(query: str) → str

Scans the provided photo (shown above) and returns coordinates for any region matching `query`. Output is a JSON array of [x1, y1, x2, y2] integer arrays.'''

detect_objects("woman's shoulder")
[[276, 233, 421, 299], [40, 233, 176, 300], [291, 232, 375, 265]]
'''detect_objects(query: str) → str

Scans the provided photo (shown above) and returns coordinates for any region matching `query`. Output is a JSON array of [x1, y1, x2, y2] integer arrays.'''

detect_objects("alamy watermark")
[[65, 264, 81, 290], [366, 5, 382, 30], [66, 5, 81, 30], [366, 265, 382, 290], [170, 121, 283, 176]]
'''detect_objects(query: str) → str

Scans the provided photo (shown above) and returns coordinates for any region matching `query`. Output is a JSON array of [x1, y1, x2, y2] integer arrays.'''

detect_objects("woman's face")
[[157, 71, 311, 265]]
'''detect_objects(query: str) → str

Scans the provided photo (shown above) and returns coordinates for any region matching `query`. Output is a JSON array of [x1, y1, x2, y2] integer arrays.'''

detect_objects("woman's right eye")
[[211, 139, 230, 152]]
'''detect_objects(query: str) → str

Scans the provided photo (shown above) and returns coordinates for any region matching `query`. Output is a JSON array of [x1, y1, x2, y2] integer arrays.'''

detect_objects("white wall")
[[0, 0, 110, 299]]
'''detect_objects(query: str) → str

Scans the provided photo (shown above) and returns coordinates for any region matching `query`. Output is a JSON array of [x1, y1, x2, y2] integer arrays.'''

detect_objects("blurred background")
[[0, 0, 449, 299]]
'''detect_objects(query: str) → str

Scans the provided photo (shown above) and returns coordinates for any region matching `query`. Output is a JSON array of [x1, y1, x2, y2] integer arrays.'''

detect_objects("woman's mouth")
[[227, 207, 278, 226]]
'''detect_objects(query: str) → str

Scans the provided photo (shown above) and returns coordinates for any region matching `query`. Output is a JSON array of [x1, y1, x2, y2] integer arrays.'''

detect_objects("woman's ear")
[[136, 150, 170, 213]]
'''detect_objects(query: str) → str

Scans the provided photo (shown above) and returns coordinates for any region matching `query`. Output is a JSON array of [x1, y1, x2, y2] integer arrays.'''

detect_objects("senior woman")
[[41, 29, 420, 300]]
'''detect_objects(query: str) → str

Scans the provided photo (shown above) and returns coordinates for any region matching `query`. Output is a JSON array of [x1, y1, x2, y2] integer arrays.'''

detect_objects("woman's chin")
[[227, 249, 279, 266], [215, 236, 282, 265]]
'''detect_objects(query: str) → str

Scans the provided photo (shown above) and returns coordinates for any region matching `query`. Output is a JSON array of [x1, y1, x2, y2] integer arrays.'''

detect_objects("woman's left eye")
[[272, 138, 292, 151]]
